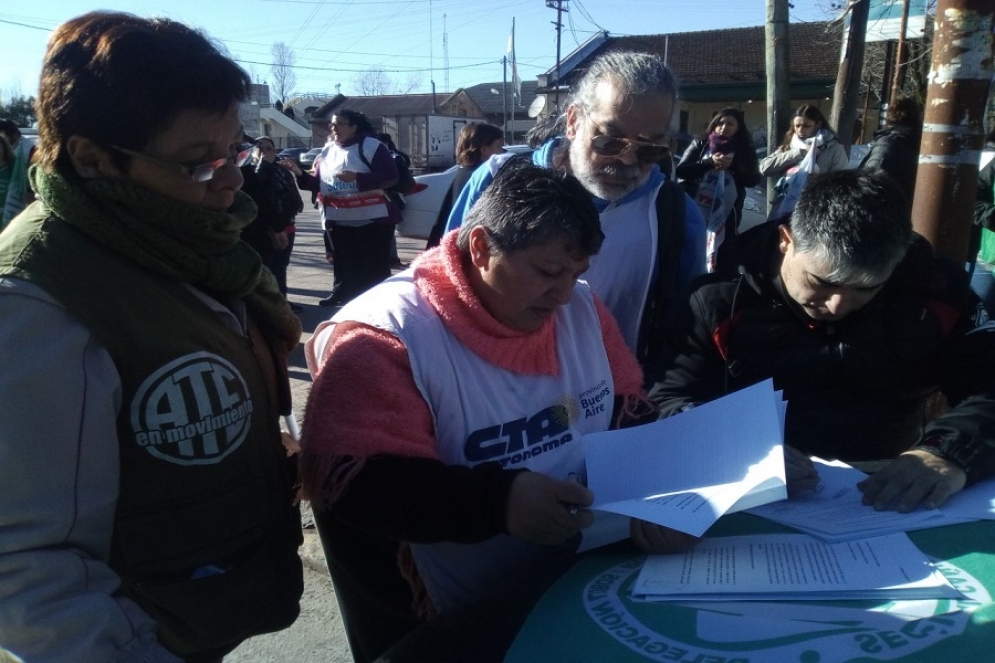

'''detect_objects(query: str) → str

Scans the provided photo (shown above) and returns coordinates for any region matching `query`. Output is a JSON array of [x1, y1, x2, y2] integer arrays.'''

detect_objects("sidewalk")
[[228, 212, 427, 662]]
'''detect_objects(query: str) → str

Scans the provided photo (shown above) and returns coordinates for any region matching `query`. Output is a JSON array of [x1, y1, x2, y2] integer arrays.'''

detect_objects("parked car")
[[299, 147, 323, 171], [740, 186, 768, 233], [395, 145, 531, 239], [277, 147, 306, 168]]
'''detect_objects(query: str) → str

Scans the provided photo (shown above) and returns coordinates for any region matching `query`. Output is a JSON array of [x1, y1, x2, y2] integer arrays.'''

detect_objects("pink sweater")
[[300, 232, 647, 508]]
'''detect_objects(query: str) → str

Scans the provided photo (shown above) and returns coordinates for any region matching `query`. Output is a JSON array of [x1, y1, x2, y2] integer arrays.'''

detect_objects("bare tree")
[[352, 67, 395, 96], [351, 68, 424, 96], [270, 42, 297, 104]]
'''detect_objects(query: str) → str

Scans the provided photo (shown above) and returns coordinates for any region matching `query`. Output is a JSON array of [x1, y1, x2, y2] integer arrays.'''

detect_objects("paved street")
[[228, 206, 427, 663]]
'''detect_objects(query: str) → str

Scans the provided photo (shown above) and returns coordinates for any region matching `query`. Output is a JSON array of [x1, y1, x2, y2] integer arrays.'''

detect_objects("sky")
[[0, 0, 838, 104]]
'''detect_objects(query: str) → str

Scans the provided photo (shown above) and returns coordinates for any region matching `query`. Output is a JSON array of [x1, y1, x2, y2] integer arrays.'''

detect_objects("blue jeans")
[[970, 260, 995, 318]]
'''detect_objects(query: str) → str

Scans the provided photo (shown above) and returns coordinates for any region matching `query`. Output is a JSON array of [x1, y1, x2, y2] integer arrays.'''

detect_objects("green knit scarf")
[[29, 167, 302, 349]]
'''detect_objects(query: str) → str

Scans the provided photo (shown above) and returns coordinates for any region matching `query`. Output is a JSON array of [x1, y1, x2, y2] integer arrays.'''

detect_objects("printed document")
[[632, 532, 962, 602], [746, 458, 972, 541], [581, 380, 787, 547]]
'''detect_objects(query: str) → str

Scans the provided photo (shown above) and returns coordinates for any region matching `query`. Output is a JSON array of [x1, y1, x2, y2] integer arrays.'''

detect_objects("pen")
[[284, 412, 301, 441], [567, 472, 580, 515]]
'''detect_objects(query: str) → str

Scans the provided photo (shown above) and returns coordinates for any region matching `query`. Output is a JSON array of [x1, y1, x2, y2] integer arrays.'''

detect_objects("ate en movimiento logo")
[[130, 352, 254, 466]]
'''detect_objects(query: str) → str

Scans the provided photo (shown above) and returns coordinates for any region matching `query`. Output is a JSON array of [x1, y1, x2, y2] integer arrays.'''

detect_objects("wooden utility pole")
[[912, 0, 994, 261], [765, 0, 792, 208], [888, 0, 912, 107], [546, 0, 569, 111], [830, 0, 870, 153]]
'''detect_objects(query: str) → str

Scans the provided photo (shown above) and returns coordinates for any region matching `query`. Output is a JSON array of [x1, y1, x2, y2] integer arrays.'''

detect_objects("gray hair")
[[570, 51, 678, 116], [790, 170, 913, 285]]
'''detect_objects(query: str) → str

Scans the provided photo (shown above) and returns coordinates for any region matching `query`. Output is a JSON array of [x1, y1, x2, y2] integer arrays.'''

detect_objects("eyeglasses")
[[590, 134, 669, 163], [112, 145, 253, 182]]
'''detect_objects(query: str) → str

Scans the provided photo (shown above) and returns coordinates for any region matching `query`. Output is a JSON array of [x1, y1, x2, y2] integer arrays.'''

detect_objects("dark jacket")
[[650, 221, 995, 477], [676, 135, 761, 227], [426, 164, 477, 249], [859, 125, 921, 204], [240, 159, 303, 259]]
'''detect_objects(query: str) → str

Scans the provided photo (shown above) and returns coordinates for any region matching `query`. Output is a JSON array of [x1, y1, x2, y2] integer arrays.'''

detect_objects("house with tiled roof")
[[308, 21, 856, 167], [537, 21, 844, 151], [455, 80, 541, 144]]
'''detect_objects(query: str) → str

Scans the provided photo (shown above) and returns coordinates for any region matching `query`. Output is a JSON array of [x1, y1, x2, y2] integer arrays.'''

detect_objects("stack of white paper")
[[580, 380, 787, 552], [746, 459, 976, 542], [632, 532, 963, 602]]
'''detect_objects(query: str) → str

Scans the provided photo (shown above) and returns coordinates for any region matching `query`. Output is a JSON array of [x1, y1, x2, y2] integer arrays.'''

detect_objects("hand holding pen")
[[505, 471, 594, 546]]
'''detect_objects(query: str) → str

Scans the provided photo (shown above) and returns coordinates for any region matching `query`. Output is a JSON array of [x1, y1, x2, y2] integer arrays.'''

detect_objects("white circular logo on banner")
[[130, 352, 253, 466], [581, 556, 987, 662]]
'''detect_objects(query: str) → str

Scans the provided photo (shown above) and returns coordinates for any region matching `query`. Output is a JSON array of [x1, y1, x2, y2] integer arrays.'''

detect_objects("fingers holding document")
[[506, 471, 594, 546], [629, 519, 700, 554], [857, 449, 967, 513], [785, 445, 820, 497]]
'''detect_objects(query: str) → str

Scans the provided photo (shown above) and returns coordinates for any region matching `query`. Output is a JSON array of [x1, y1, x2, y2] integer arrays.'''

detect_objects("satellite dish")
[[527, 96, 547, 119]]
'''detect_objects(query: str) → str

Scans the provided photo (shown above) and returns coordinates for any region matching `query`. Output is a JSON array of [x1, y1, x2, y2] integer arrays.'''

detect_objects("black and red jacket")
[[650, 221, 995, 478]]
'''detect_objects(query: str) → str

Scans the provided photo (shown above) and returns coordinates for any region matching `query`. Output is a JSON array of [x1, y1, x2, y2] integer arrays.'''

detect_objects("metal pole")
[[912, 0, 994, 261], [503, 56, 509, 144], [510, 88, 516, 145]]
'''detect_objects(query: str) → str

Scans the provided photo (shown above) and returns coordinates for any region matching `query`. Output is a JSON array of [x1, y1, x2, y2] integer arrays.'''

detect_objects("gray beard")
[[567, 138, 650, 202]]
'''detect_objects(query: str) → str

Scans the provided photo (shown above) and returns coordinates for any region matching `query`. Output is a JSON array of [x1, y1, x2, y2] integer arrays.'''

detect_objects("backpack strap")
[[355, 135, 373, 171], [637, 178, 687, 380]]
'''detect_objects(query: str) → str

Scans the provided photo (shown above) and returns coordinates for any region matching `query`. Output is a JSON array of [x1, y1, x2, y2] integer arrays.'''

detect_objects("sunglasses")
[[112, 145, 253, 182], [590, 134, 669, 163]]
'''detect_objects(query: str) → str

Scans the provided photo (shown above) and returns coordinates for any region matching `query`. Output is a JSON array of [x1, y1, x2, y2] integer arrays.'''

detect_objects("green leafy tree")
[[0, 95, 37, 128]]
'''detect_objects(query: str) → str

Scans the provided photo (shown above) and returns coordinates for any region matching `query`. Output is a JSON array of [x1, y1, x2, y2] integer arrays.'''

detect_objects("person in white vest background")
[[300, 164, 697, 663], [281, 109, 400, 307]]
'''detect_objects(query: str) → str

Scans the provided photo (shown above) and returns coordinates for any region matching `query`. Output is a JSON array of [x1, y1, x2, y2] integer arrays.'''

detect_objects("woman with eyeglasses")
[[281, 109, 400, 308], [676, 107, 761, 271], [0, 12, 304, 662]]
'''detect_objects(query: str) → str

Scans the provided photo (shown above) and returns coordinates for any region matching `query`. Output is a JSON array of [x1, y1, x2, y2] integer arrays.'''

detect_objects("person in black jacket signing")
[[651, 169, 995, 513]]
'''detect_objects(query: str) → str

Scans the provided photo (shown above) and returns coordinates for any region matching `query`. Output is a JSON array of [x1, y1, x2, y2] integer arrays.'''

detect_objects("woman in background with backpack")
[[282, 109, 399, 307]]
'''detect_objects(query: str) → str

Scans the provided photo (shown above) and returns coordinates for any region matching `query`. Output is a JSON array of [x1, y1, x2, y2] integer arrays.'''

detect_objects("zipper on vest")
[[235, 299, 253, 350]]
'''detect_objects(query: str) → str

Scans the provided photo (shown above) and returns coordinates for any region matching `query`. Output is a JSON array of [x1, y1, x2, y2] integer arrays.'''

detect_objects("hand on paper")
[[857, 449, 967, 512], [629, 519, 700, 554], [506, 472, 594, 546], [785, 445, 820, 497], [336, 170, 358, 183]]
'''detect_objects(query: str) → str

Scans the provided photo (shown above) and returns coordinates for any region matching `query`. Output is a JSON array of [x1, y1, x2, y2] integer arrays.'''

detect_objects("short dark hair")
[[790, 169, 912, 284], [456, 164, 603, 257], [886, 96, 922, 128], [36, 11, 250, 177]]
